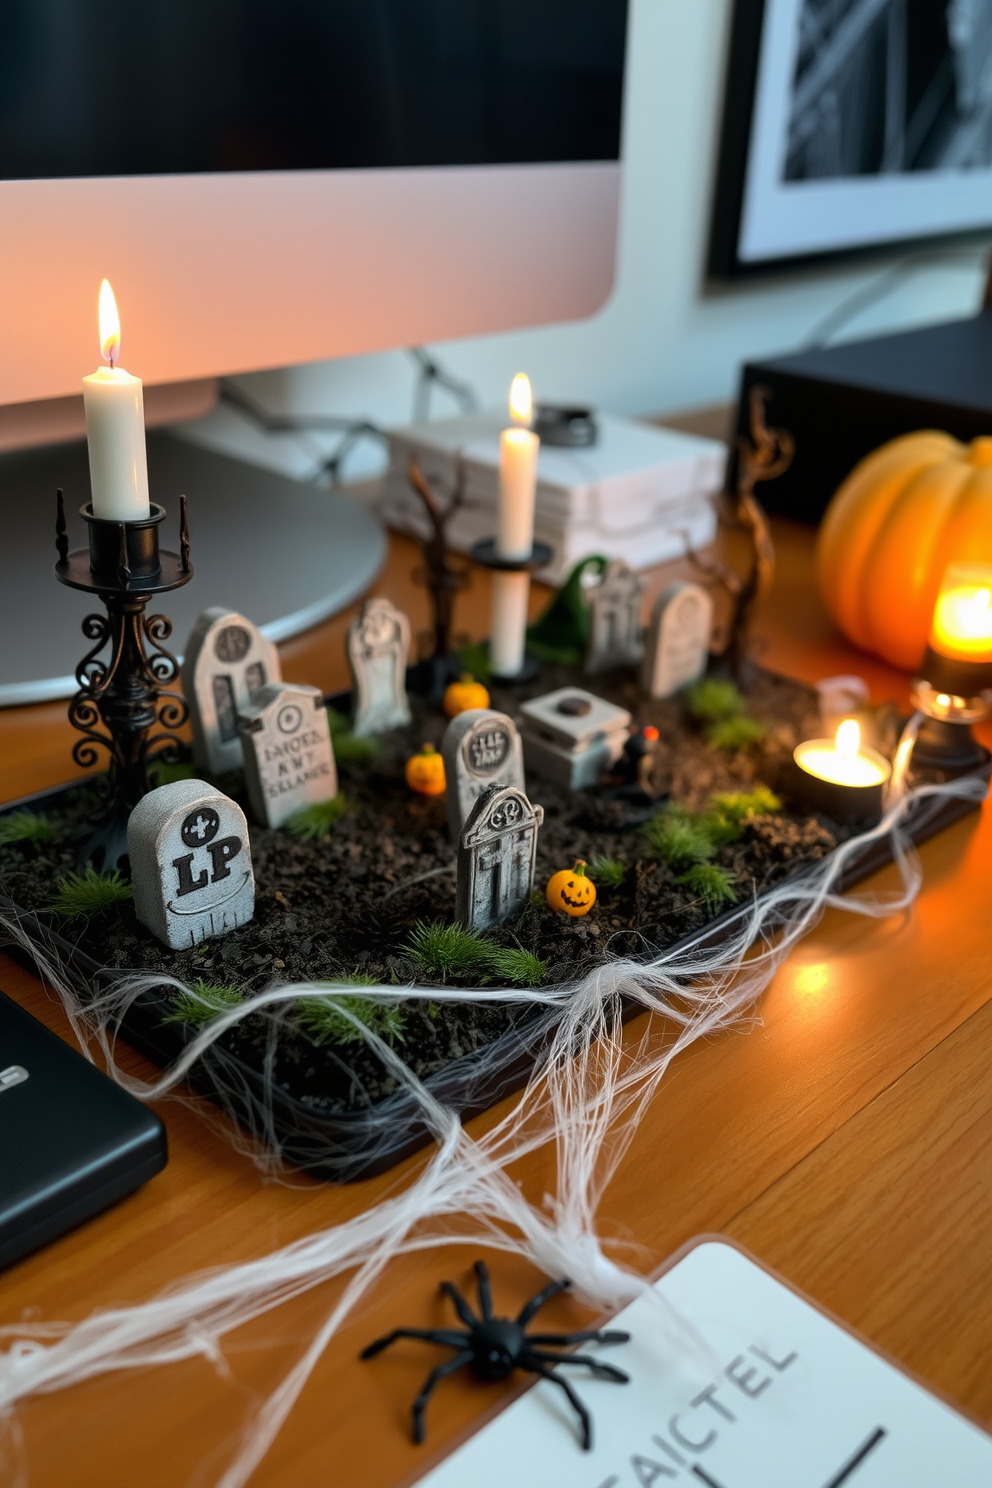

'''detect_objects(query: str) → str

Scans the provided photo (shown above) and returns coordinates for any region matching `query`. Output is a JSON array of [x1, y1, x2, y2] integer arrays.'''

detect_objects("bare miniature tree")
[[688, 385, 794, 685], [407, 454, 469, 692]]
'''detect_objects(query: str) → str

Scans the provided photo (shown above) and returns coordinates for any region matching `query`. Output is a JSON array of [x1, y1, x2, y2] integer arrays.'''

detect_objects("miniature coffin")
[[519, 687, 631, 791], [181, 607, 281, 775], [128, 780, 254, 949], [237, 682, 337, 828]]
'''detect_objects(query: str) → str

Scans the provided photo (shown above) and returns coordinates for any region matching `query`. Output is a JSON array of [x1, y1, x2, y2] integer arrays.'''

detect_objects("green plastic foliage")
[[50, 867, 133, 920], [526, 556, 606, 666]]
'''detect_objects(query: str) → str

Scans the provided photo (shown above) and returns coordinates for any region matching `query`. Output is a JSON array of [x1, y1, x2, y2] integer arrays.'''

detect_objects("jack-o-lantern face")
[[405, 743, 446, 796], [443, 673, 491, 718], [546, 859, 597, 917]]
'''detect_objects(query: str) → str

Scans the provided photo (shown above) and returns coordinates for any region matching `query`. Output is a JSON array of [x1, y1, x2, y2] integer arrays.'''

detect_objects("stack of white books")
[[380, 411, 726, 583]]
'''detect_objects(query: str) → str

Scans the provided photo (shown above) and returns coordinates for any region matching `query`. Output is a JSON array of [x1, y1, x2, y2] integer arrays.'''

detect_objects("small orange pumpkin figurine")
[[405, 742, 446, 796], [443, 673, 490, 718], [546, 859, 597, 917]]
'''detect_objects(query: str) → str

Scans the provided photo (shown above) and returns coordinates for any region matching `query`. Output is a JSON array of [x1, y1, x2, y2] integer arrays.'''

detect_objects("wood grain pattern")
[[1, 514, 991, 1487]]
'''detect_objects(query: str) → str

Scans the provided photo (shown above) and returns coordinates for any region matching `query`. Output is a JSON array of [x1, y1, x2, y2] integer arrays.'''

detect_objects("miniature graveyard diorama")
[[5, 331, 990, 1190]]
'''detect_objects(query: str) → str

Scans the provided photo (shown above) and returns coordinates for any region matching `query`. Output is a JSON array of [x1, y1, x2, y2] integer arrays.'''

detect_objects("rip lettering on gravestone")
[[442, 707, 526, 839], [585, 559, 644, 674], [641, 582, 714, 699], [128, 780, 254, 949], [181, 607, 281, 775], [237, 682, 338, 829], [347, 597, 412, 737], [456, 783, 544, 932]]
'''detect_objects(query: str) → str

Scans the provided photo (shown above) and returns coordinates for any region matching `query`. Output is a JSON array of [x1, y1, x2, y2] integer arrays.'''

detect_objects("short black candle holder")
[[55, 490, 194, 871], [471, 537, 553, 686], [910, 645, 992, 774]]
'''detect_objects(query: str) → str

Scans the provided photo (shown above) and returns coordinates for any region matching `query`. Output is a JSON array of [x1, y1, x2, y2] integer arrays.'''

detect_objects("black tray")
[[2, 766, 988, 1183]]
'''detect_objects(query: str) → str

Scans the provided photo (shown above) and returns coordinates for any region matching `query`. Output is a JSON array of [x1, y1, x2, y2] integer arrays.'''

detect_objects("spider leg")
[[440, 1280, 479, 1329], [411, 1349, 474, 1444], [516, 1277, 570, 1326], [360, 1328, 468, 1360], [528, 1361, 593, 1450], [524, 1347, 629, 1383], [526, 1329, 630, 1347], [474, 1260, 493, 1320]]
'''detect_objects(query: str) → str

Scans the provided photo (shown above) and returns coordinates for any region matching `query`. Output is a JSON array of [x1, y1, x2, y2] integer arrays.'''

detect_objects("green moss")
[[285, 792, 348, 840], [296, 992, 405, 1047], [706, 715, 767, 751], [676, 863, 738, 911], [710, 786, 782, 822], [683, 678, 745, 721], [587, 854, 627, 889], [641, 809, 715, 870], [488, 946, 546, 987], [0, 811, 55, 846], [50, 867, 133, 920], [405, 921, 493, 980], [163, 980, 243, 1027], [148, 759, 196, 788], [327, 709, 382, 765]]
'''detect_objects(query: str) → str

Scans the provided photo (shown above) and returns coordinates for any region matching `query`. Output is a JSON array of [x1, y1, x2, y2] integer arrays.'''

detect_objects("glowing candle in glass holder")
[[793, 718, 890, 821], [929, 563, 992, 662]]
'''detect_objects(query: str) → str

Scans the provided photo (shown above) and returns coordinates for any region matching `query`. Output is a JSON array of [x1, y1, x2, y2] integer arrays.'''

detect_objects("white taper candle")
[[82, 280, 151, 522]]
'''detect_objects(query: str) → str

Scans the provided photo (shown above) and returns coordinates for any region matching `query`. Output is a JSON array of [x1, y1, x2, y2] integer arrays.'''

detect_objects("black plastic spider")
[[360, 1260, 630, 1450]]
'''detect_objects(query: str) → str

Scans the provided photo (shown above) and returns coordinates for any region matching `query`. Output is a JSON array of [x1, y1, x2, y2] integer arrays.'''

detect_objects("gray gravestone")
[[181, 607, 281, 776], [347, 597, 412, 736], [237, 682, 337, 829], [456, 783, 544, 932], [442, 707, 526, 840], [128, 779, 254, 949], [585, 559, 644, 674], [640, 582, 713, 699]]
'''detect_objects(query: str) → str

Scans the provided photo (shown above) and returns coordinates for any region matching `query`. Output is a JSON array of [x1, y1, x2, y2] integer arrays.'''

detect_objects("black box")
[[0, 989, 167, 1269], [736, 310, 992, 525]]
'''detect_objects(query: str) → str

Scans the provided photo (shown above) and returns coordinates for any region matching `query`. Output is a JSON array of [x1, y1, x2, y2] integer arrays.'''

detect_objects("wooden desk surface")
[[2, 520, 991, 1488]]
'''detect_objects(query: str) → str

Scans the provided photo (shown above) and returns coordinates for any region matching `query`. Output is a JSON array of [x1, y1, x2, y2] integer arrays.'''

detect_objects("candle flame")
[[508, 373, 532, 426], [930, 563, 992, 660], [835, 718, 860, 760], [99, 279, 121, 366]]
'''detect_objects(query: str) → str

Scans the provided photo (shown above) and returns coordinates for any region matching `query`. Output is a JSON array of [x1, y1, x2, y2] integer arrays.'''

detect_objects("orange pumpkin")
[[443, 673, 490, 718], [545, 859, 597, 917], [405, 742, 446, 796], [817, 432, 992, 669]]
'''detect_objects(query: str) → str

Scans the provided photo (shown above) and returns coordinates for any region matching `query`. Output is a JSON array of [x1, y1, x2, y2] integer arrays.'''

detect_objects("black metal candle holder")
[[471, 537, 553, 686], [910, 644, 992, 773], [55, 490, 194, 871]]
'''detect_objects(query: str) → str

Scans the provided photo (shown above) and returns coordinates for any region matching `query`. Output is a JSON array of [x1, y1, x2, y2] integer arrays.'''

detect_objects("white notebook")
[[415, 1239, 992, 1488]]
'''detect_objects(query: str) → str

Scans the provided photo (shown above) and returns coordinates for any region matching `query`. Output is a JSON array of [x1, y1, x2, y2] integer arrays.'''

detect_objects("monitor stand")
[[0, 431, 385, 707]]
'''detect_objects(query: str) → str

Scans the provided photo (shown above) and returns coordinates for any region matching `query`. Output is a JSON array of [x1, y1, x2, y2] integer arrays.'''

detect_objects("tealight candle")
[[793, 719, 891, 822], [928, 562, 992, 662], [82, 279, 151, 522], [490, 373, 540, 678]]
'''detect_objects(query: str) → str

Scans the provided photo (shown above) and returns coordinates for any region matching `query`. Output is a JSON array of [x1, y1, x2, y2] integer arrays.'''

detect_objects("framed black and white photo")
[[709, 0, 992, 276]]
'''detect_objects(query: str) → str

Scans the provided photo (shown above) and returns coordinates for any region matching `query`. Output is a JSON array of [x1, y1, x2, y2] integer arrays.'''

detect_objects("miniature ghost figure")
[[456, 782, 544, 932], [347, 597, 412, 737], [585, 559, 644, 674], [640, 583, 713, 699], [237, 682, 338, 829], [442, 708, 526, 839], [128, 779, 255, 949], [182, 608, 281, 775]]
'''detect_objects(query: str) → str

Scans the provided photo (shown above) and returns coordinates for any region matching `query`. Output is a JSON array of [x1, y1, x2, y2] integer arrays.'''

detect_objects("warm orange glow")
[[794, 718, 889, 788], [643, 726, 659, 742], [99, 279, 121, 365], [930, 563, 992, 661], [508, 372, 532, 426]]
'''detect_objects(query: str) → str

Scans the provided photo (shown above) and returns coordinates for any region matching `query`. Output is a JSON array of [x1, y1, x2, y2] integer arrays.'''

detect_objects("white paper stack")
[[381, 411, 726, 583]]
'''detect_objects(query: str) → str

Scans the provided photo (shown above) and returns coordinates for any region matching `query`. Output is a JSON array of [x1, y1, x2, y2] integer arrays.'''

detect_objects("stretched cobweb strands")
[[0, 777, 982, 1488]]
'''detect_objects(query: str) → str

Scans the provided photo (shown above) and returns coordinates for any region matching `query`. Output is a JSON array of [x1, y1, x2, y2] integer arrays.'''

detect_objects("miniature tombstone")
[[456, 783, 544, 932], [347, 597, 412, 737], [182, 608, 281, 776], [442, 708, 526, 840], [519, 686, 631, 791], [128, 779, 254, 949], [585, 559, 644, 674], [237, 682, 337, 829], [640, 582, 713, 699]]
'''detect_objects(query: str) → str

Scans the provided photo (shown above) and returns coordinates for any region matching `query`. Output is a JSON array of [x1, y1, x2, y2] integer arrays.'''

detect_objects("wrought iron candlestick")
[[55, 491, 193, 870]]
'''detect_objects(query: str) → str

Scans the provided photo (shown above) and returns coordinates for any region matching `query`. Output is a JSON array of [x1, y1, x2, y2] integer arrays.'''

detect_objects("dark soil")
[[0, 666, 900, 1115]]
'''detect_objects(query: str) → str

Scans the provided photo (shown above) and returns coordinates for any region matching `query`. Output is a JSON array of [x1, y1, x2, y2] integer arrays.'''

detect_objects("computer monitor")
[[0, 1, 629, 409]]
